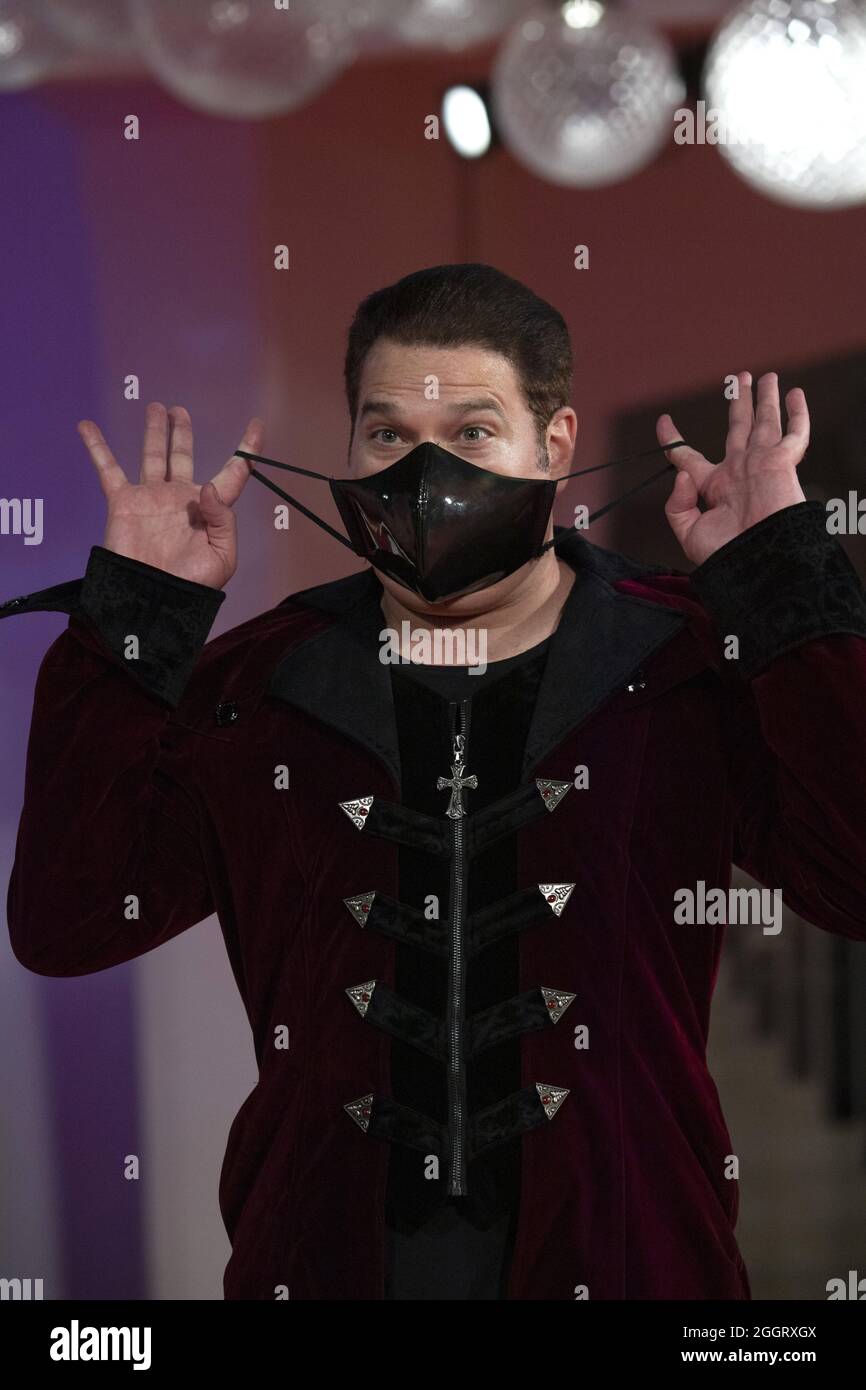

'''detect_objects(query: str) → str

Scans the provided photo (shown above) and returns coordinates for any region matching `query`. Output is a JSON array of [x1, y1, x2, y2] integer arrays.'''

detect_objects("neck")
[[377, 549, 576, 665]]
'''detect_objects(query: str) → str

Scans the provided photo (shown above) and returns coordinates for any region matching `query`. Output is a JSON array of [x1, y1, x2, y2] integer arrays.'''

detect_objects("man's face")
[[347, 338, 577, 616], [349, 338, 570, 481]]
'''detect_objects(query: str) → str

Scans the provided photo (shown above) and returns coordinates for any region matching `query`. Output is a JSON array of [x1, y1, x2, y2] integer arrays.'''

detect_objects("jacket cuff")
[[689, 500, 866, 679], [0, 545, 225, 706]]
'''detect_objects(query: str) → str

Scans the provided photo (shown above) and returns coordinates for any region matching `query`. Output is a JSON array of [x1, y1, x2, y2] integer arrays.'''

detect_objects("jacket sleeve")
[[688, 500, 866, 943], [3, 545, 226, 976]]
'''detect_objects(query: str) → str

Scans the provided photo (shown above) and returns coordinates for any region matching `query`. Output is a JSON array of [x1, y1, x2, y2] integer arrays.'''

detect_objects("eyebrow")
[[358, 396, 508, 422]]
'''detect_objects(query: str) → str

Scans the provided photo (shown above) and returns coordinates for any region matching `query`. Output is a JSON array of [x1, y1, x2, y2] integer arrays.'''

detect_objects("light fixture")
[[491, 0, 685, 188], [703, 0, 866, 209], [442, 82, 494, 158]]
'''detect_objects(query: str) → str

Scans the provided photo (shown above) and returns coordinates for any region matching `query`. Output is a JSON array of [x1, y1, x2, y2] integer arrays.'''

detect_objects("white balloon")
[[129, 0, 354, 119], [0, 0, 72, 90], [704, 0, 866, 209], [492, 1, 685, 188]]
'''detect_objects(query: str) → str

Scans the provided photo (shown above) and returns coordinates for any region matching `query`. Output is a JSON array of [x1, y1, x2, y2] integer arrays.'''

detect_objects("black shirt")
[[383, 634, 552, 1299]]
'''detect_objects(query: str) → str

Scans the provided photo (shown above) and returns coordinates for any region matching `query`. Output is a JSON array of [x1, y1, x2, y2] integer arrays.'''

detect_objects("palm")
[[656, 372, 810, 567], [78, 403, 265, 589], [104, 479, 224, 587]]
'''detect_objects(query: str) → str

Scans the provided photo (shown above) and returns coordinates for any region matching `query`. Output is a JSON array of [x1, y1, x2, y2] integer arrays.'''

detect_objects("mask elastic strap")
[[558, 439, 687, 483], [537, 440, 687, 556], [234, 450, 355, 550], [235, 439, 688, 556]]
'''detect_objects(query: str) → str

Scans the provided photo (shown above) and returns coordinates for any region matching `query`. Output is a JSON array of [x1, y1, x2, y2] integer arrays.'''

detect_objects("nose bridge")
[[400, 438, 452, 461]]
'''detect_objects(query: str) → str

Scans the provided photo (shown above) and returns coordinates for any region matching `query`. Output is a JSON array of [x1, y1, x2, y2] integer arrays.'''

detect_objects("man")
[[4, 263, 866, 1301]]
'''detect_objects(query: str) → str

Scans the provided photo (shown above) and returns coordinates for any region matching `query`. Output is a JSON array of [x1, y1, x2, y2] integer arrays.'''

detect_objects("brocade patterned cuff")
[[0, 545, 225, 706], [689, 500, 866, 679]]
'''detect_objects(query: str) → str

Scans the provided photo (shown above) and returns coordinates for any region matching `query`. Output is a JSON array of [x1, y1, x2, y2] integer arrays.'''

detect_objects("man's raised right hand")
[[77, 402, 265, 589]]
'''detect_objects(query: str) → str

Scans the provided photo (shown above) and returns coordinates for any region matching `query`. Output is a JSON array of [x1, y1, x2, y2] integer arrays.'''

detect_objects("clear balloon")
[[338, 0, 416, 57], [492, 1, 685, 187], [704, 0, 866, 209], [0, 0, 73, 90], [129, 0, 355, 119], [41, 0, 138, 57], [320, 0, 412, 51], [389, 0, 532, 53]]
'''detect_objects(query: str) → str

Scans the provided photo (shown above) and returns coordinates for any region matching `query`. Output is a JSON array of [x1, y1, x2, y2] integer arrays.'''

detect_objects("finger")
[[208, 417, 266, 507], [752, 371, 783, 446], [724, 371, 754, 457], [783, 387, 810, 455], [656, 413, 714, 486], [140, 401, 169, 483], [77, 419, 128, 497], [167, 405, 194, 482]]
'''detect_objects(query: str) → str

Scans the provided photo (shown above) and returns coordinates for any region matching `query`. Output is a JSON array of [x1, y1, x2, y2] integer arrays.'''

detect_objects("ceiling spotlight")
[[442, 82, 495, 159]]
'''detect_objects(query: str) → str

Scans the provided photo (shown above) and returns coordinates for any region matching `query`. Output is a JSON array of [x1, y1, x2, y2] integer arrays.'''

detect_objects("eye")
[[461, 425, 493, 443], [371, 428, 402, 444]]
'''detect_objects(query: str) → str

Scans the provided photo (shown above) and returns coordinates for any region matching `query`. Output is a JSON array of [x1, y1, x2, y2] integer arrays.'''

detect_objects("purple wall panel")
[[0, 81, 264, 1298]]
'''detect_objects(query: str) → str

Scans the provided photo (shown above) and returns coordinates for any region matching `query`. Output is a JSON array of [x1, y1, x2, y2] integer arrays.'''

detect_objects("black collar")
[[267, 526, 686, 788]]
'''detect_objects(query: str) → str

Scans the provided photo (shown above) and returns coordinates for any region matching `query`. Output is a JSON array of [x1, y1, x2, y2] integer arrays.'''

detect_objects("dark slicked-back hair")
[[344, 263, 573, 450]]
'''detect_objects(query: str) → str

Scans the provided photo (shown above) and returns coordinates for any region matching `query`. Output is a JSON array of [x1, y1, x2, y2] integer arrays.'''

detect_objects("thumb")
[[667, 467, 699, 513], [199, 480, 234, 540], [664, 468, 700, 546]]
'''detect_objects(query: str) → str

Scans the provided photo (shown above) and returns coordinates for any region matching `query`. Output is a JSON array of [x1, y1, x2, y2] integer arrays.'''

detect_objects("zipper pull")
[[437, 700, 477, 819]]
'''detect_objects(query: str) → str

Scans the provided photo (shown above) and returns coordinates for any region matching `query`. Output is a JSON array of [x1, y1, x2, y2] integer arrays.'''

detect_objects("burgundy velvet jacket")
[[4, 500, 866, 1300]]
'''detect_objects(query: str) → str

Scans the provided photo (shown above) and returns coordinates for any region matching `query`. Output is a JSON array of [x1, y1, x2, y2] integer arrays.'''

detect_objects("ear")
[[547, 405, 578, 484]]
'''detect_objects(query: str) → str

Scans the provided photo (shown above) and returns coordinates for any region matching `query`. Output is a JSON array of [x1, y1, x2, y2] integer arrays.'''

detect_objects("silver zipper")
[[446, 698, 471, 1196]]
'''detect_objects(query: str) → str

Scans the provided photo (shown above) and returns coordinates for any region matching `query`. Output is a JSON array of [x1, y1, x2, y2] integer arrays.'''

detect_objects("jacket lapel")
[[267, 529, 687, 790], [267, 567, 403, 787], [522, 533, 687, 775]]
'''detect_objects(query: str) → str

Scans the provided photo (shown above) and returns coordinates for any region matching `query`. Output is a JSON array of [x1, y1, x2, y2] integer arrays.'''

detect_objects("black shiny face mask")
[[235, 437, 685, 604]]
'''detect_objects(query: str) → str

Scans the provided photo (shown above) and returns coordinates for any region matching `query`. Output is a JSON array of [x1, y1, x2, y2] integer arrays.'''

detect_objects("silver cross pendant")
[[436, 734, 477, 820]]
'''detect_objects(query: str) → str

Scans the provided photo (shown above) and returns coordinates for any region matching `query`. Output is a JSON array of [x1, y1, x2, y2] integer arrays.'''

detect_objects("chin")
[[376, 561, 536, 618]]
